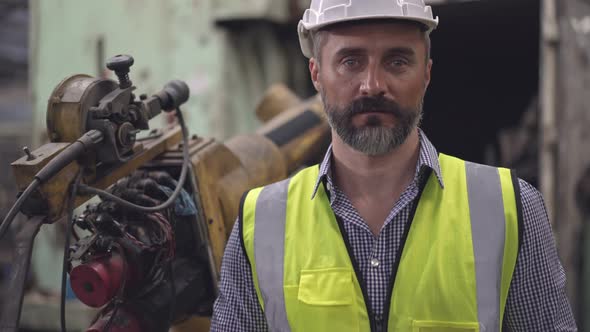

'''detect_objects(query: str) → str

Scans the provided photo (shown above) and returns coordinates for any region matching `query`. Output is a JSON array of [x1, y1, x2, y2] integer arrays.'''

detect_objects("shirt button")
[[370, 258, 380, 267]]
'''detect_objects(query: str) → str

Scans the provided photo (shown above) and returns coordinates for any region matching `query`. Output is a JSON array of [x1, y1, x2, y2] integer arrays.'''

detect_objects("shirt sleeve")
[[210, 218, 269, 332], [503, 179, 578, 331]]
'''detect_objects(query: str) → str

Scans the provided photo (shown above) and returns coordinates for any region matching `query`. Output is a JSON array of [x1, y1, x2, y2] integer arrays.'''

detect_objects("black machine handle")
[[107, 54, 134, 89], [153, 80, 190, 112]]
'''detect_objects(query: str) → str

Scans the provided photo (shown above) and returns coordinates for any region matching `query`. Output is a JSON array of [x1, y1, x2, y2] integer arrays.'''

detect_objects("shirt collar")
[[310, 129, 444, 200]]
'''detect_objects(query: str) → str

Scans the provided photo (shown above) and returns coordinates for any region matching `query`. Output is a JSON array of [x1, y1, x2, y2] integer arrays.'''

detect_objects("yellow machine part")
[[170, 84, 329, 332]]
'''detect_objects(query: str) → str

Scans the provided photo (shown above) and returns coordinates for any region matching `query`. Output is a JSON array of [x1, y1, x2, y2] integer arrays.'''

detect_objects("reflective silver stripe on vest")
[[465, 162, 506, 332], [254, 179, 292, 332]]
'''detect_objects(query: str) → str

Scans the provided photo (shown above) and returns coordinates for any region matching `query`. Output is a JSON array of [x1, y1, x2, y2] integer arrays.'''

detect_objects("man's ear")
[[425, 59, 433, 89], [309, 58, 321, 92]]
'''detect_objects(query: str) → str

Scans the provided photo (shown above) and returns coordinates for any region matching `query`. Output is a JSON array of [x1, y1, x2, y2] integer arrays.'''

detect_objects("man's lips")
[[354, 110, 394, 116]]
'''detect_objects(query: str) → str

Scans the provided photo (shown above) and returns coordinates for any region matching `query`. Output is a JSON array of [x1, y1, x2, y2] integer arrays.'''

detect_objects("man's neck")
[[331, 129, 420, 195], [330, 129, 420, 234]]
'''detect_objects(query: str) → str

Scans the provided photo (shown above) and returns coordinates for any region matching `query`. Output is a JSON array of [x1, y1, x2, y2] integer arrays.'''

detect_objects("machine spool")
[[46, 74, 118, 143]]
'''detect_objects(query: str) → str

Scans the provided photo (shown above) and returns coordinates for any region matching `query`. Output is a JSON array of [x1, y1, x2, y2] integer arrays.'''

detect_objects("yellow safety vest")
[[241, 154, 521, 332]]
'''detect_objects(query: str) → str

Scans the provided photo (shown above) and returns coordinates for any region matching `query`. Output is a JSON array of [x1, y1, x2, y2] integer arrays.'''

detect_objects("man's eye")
[[389, 58, 409, 67], [343, 59, 359, 67]]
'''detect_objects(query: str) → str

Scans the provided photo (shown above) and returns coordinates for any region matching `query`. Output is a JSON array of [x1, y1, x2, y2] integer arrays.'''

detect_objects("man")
[[211, 0, 577, 331]]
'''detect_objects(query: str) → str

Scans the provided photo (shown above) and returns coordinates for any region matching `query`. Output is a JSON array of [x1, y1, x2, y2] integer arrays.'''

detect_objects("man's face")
[[309, 21, 432, 156]]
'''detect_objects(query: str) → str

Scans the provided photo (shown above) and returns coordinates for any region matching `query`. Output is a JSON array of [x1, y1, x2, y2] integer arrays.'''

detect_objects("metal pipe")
[[540, 0, 559, 224]]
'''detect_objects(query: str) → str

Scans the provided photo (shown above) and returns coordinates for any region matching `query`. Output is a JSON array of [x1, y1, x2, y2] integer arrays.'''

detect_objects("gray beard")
[[323, 95, 423, 156]]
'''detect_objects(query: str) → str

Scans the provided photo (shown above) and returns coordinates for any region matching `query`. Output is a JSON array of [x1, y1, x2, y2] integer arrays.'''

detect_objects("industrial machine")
[[0, 55, 329, 331]]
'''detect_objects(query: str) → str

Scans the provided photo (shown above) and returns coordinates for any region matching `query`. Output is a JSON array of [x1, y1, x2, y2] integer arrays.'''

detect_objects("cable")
[[0, 178, 41, 241], [78, 108, 190, 213], [0, 130, 103, 242], [60, 170, 83, 332]]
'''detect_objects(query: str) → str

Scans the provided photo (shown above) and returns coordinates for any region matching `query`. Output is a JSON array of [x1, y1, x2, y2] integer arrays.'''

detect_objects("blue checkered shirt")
[[211, 131, 577, 331]]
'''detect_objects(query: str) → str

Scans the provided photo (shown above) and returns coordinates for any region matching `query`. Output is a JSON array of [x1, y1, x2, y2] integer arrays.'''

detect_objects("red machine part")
[[86, 307, 142, 332], [70, 253, 129, 308]]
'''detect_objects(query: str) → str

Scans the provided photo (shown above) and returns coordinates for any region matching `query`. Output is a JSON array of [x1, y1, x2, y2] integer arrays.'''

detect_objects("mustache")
[[347, 96, 403, 116]]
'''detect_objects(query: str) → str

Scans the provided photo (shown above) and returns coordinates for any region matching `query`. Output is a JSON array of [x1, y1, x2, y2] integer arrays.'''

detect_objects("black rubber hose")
[[0, 179, 41, 240], [36, 130, 103, 184], [0, 130, 103, 241]]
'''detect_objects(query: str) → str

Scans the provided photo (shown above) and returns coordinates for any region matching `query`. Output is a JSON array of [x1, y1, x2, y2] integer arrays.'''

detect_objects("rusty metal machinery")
[[1, 55, 329, 332]]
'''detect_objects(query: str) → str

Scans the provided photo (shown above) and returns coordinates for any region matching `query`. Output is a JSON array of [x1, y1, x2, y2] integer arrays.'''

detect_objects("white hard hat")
[[298, 0, 439, 58]]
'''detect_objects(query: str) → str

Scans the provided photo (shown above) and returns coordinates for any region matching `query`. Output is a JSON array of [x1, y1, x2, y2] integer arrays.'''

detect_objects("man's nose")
[[359, 63, 386, 97]]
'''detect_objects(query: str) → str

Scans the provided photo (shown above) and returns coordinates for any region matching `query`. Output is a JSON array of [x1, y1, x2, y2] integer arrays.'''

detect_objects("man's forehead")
[[322, 19, 425, 37], [321, 20, 425, 51]]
